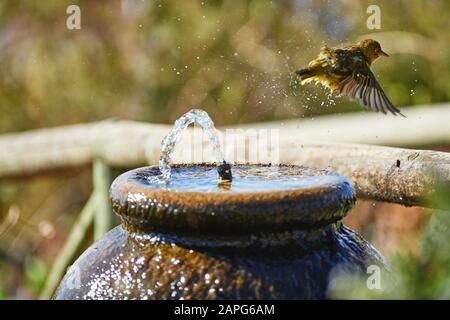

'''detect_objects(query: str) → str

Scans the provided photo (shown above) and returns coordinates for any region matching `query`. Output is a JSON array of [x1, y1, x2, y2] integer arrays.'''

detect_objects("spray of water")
[[158, 109, 226, 180]]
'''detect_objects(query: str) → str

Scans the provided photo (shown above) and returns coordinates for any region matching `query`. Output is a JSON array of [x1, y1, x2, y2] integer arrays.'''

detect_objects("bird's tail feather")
[[295, 66, 323, 84], [295, 68, 315, 81]]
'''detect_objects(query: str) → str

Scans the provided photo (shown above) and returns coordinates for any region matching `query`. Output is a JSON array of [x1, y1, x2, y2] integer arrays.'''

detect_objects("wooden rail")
[[1, 105, 450, 208]]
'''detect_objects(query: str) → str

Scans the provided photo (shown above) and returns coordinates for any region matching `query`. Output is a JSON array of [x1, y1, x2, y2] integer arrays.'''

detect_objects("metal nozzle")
[[217, 161, 232, 182]]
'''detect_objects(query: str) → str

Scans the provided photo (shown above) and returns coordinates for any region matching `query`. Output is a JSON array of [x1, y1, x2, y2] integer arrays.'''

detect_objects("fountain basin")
[[112, 163, 355, 236], [55, 163, 385, 299]]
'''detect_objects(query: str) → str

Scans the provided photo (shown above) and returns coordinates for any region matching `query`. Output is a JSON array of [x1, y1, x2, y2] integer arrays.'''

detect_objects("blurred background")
[[0, 0, 449, 299]]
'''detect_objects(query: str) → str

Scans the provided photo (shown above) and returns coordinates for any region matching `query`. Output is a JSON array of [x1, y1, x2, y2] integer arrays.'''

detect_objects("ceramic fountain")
[[55, 109, 385, 299]]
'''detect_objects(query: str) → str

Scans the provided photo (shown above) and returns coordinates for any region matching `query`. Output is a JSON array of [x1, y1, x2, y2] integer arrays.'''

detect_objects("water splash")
[[158, 109, 226, 180]]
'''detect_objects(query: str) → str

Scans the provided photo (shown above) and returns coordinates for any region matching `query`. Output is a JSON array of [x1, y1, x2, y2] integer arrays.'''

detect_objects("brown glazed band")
[[109, 164, 356, 236]]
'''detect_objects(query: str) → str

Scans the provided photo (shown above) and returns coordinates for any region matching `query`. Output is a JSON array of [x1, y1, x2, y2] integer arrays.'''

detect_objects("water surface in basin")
[[136, 165, 343, 193]]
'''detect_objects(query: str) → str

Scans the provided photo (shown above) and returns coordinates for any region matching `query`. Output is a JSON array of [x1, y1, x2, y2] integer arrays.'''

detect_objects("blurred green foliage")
[[330, 184, 450, 299], [24, 256, 48, 294], [1, 0, 450, 134]]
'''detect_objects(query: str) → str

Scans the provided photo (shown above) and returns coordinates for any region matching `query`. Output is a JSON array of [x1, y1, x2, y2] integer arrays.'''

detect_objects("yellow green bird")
[[296, 39, 405, 116]]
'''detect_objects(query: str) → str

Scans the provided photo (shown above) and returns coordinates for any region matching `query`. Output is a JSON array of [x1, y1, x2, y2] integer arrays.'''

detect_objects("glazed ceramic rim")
[[109, 163, 356, 236]]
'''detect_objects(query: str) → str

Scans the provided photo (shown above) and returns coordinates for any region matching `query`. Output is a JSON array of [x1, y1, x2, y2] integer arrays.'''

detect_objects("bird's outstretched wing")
[[337, 68, 405, 117]]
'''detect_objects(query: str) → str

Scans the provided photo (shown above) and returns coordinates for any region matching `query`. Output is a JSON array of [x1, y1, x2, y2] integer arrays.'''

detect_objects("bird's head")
[[359, 39, 389, 64]]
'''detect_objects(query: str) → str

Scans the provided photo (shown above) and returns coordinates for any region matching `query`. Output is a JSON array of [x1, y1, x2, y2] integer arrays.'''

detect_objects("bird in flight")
[[295, 39, 405, 116]]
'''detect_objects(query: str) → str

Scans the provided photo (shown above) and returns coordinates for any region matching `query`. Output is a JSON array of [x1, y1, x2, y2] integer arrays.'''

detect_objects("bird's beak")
[[379, 50, 389, 57]]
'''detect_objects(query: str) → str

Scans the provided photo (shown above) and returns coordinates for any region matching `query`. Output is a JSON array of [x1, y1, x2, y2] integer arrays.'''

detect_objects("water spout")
[[217, 161, 232, 181], [158, 109, 232, 182]]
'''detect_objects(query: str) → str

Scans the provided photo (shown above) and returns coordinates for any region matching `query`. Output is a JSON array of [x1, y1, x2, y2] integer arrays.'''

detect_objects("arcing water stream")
[[158, 109, 226, 180]]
